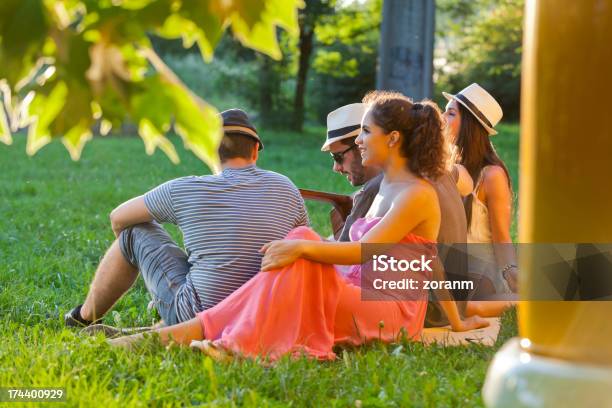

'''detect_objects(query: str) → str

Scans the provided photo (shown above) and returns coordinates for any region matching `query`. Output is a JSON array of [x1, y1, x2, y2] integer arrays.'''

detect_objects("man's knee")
[[120, 222, 165, 246], [122, 222, 162, 239], [118, 223, 162, 268]]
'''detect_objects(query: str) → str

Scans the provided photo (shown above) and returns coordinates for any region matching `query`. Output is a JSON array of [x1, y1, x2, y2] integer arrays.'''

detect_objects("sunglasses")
[[330, 144, 357, 164]]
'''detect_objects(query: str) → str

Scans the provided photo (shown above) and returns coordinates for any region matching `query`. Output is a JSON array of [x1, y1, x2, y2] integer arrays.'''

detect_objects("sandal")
[[81, 324, 152, 339], [64, 304, 102, 328]]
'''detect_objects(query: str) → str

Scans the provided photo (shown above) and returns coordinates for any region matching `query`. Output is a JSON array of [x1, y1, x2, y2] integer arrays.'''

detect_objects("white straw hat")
[[321, 103, 367, 151], [443, 83, 503, 136]]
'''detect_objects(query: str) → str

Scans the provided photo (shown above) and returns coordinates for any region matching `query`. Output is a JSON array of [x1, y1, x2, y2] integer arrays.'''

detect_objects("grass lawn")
[[0, 124, 519, 407]]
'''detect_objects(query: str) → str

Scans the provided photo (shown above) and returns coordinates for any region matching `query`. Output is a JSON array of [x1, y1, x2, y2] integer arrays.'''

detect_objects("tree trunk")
[[292, 26, 314, 131], [377, 0, 435, 99]]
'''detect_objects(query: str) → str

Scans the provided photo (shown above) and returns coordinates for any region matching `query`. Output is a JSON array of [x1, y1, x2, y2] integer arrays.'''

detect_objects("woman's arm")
[[483, 166, 518, 290], [483, 166, 513, 244], [260, 240, 361, 271], [260, 183, 437, 271]]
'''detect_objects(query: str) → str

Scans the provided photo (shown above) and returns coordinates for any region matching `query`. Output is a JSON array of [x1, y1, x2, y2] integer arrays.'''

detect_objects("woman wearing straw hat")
[[442, 83, 518, 305]]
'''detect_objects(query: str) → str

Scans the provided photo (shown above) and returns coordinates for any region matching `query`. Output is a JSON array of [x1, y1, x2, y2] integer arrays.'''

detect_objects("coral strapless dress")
[[197, 217, 435, 360]]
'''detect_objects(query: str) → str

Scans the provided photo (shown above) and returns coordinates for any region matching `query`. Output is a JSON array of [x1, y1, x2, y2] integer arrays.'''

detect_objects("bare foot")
[[452, 315, 490, 332]]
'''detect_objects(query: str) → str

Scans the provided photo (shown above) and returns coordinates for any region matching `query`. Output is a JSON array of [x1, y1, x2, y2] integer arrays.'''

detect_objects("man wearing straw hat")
[[321, 103, 383, 241]]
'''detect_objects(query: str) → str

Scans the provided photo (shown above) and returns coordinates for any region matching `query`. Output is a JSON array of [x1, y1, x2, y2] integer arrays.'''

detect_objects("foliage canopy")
[[0, 0, 302, 170]]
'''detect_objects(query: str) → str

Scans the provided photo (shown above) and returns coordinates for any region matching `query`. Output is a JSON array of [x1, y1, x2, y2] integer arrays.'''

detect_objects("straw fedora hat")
[[321, 103, 367, 151], [443, 83, 503, 136]]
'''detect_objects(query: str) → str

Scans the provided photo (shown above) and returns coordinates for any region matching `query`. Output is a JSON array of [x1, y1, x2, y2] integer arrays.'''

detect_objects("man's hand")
[[451, 315, 490, 332], [259, 240, 305, 272]]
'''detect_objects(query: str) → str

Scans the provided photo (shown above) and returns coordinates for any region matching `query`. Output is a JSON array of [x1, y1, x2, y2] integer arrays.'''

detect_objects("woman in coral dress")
[[110, 91, 487, 360]]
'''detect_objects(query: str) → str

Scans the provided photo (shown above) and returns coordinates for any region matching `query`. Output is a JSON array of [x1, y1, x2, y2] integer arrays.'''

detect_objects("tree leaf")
[[0, 101, 11, 145], [139, 48, 222, 171], [26, 80, 68, 156], [1, 0, 302, 168], [170, 83, 222, 173], [229, 0, 303, 60], [0, 0, 49, 87], [62, 120, 93, 160], [138, 118, 179, 164], [264, 0, 302, 34], [157, 4, 223, 62], [99, 118, 112, 135], [130, 75, 173, 128]]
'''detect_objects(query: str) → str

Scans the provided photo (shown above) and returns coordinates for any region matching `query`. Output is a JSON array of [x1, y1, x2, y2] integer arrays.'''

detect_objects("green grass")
[[0, 124, 519, 407]]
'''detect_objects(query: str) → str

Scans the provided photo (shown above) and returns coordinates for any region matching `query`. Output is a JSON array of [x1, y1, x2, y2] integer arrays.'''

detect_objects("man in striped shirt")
[[65, 109, 308, 329]]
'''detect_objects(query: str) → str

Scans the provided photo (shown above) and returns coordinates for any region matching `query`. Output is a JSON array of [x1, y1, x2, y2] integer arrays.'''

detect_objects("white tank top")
[[467, 167, 492, 244], [465, 167, 513, 294]]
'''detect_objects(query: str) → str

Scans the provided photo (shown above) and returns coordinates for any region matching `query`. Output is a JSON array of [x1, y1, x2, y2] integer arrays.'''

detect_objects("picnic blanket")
[[419, 317, 501, 346]]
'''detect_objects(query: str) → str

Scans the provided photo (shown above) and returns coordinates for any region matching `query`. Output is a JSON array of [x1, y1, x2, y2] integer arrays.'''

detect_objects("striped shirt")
[[143, 165, 308, 321]]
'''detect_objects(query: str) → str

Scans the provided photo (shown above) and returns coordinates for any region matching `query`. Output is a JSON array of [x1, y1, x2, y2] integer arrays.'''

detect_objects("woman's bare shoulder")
[[481, 165, 511, 202], [482, 165, 509, 188], [392, 178, 438, 209]]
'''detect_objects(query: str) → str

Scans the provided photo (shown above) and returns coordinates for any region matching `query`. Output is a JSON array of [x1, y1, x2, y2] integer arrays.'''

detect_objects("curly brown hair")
[[362, 91, 447, 179]]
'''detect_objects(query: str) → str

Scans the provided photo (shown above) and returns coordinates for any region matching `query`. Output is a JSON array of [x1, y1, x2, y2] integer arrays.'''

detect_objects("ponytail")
[[363, 91, 447, 179], [403, 102, 447, 179]]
